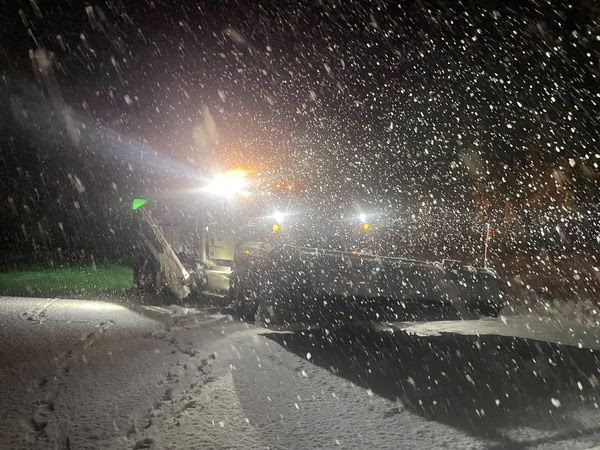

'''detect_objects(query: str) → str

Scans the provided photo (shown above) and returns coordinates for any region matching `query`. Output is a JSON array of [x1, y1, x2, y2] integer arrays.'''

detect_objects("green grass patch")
[[0, 264, 133, 297]]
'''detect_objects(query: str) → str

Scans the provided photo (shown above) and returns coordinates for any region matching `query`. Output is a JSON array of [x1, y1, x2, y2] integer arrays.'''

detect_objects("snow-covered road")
[[1, 296, 599, 449]]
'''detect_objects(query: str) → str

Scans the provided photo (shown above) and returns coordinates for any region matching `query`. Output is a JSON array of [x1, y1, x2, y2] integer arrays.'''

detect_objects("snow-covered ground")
[[122, 326, 496, 450], [1, 296, 599, 449]]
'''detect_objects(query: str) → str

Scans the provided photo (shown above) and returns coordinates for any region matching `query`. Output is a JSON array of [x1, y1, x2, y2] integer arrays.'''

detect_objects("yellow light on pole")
[[362, 223, 369, 230], [272, 224, 280, 232]]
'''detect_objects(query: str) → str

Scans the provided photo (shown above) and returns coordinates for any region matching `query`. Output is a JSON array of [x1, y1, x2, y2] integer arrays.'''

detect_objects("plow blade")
[[257, 246, 505, 323]]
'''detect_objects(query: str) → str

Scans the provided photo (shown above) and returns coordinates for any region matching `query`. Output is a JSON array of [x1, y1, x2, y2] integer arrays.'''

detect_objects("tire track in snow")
[[24, 318, 115, 448], [20, 298, 59, 324]]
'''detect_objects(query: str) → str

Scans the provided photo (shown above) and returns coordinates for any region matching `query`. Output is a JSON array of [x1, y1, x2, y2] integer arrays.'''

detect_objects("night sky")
[[0, 0, 599, 291]]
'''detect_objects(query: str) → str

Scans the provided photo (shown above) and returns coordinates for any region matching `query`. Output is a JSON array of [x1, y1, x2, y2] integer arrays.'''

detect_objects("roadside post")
[[483, 223, 491, 268]]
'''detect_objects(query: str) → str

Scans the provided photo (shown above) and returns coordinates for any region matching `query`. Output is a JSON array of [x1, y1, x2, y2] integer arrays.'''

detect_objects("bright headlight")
[[272, 211, 286, 224], [200, 170, 250, 199]]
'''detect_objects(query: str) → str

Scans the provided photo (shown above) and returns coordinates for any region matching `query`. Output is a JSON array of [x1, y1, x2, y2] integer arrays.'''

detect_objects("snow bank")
[[505, 293, 600, 329]]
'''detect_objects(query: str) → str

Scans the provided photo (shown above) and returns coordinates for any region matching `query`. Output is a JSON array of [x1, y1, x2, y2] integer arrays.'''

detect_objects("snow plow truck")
[[130, 170, 506, 325]]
